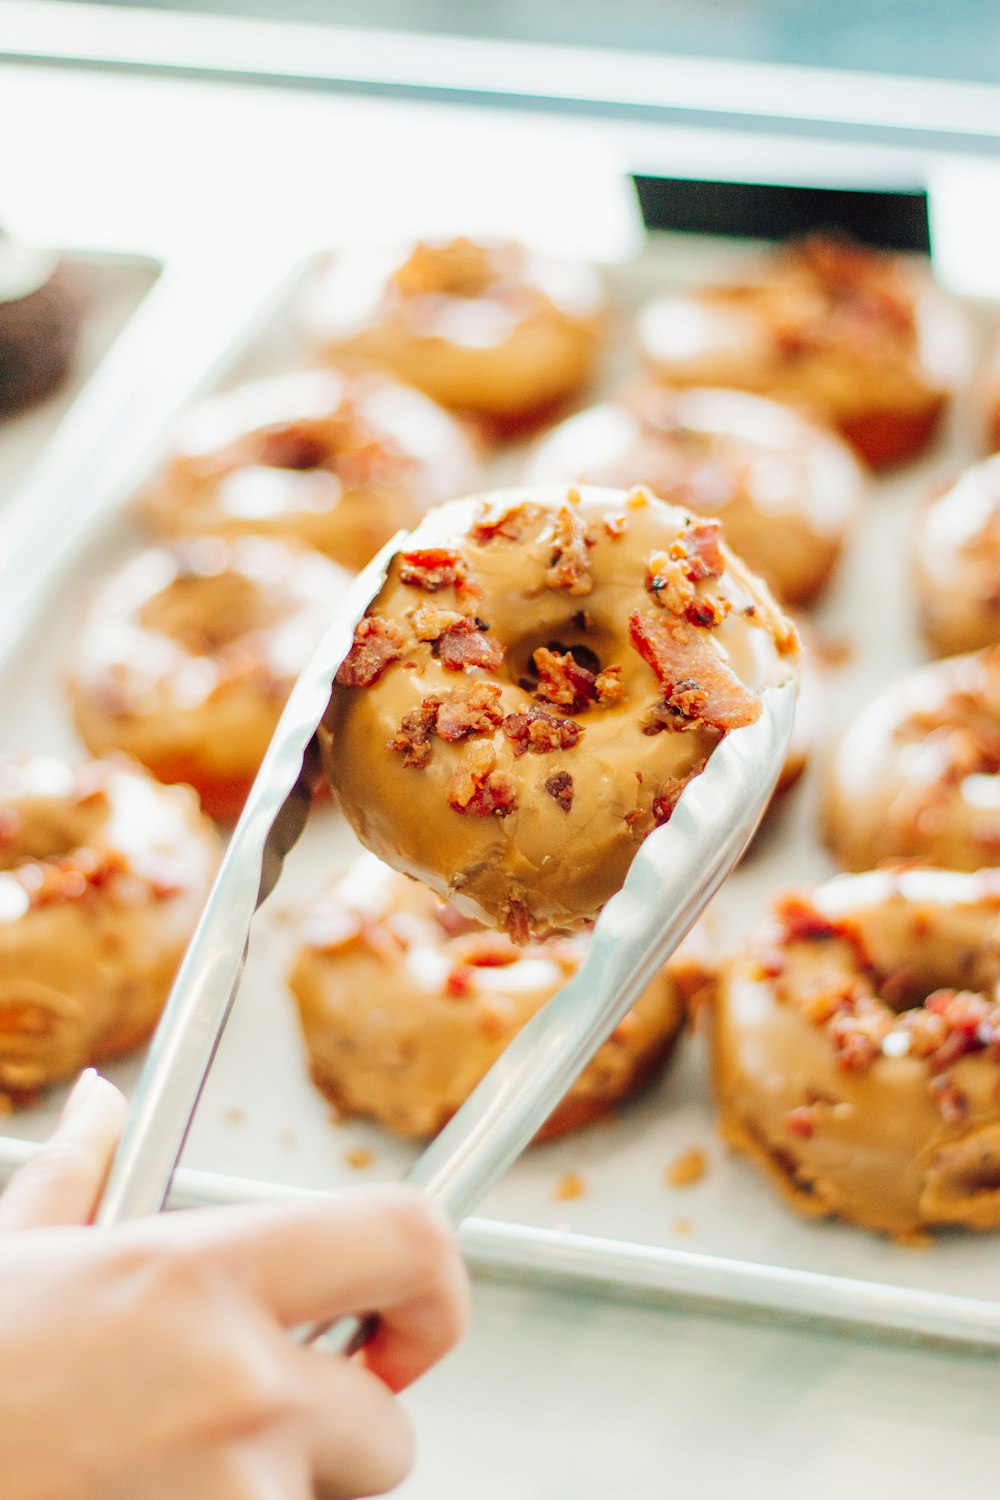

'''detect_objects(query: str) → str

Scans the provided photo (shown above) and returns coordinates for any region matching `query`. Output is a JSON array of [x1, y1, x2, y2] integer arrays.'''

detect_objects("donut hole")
[[510, 625, 621, 714], [256, 423, 329, 472], [0, 770, 110, 871], [139, 571, 278, 653], [393, 239, 496, 299]]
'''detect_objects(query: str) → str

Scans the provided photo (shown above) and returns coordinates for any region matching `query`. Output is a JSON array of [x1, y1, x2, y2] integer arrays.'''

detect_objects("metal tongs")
[[96, 530, 796, 1329]]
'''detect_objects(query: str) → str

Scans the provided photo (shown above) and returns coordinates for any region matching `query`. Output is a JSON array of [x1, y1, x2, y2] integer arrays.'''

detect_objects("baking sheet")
[[0, 235, 997, 1347]]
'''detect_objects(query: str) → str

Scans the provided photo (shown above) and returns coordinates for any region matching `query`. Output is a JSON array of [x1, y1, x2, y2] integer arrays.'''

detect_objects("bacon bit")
[[460, 936, 521, 968], [928, 1074, 970, 1123], [399, 547, 468, 592], [447, 743, 517, 817], [544, 506, 594, 596], [336, 615, 406, 687], [594, 666, 624, 706], [773, 892, 844, 945], [345, 1147, 375, 1170], [435, 683, 504, 742], [387, 697, 441, 767], [665, 1146, 707, 1187], [435, 618, 504, 672], [603, 513, 628, 540], [652, 772, 700, 826], [472, 500, 543, 544], [532, 647, 599, 713], [752, 948, 787, 980], [553, 1170, 586, 1201], [785, 1106, 817, 1138], [544, 771, 574, 812], [628, 611, 761, 731], [502, 708, 583, 756], [678, 520, 725, 581], [410, 605, 464, 641], [23, 848, 130, 909], [257, 423, 327, 470], [830, 1010, 890, 1073], [800, 978, 860, 1026], [444, 966, 475, 999], [503, 898, 532, 946]]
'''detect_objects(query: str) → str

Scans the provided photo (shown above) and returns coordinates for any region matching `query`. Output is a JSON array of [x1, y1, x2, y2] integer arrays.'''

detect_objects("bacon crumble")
[[544, 505, 594, 596], [399, 547, 469, 593], [447, 743, 517, 818], [502, 708, 583, 757], [628, 611, 761, 731], [544, 771, 574, 812], [435, 618, 504, 672], [387, 698, 440, 768], [336, 615, 406, 688]]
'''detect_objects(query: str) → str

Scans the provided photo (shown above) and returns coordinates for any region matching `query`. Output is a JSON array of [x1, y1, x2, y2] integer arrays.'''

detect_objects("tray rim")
[[4, 0, 1000, 150], [2, 237, 1000, 1352]]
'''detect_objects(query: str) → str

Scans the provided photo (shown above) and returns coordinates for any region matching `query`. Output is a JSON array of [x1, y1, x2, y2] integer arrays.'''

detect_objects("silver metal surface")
[[404, 681, 796, 1225], [95, 534, 404, 1228]]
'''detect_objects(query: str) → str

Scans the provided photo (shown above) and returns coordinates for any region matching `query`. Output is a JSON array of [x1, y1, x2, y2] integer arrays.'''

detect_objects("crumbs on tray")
[[664, 1146, 707, 1188], [553, 1170, 586, 1202]]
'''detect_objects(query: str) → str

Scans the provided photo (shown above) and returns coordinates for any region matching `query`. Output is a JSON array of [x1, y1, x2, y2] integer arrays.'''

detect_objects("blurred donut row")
[[7, 228, 1000, 1244]]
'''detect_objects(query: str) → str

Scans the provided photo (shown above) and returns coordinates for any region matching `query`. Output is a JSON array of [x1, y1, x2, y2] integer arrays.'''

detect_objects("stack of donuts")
[[13, 220, 1000, 1258]]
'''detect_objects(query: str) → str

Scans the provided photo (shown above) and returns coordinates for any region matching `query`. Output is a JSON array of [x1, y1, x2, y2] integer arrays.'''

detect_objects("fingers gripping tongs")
[[95, 528, 796, 1281]]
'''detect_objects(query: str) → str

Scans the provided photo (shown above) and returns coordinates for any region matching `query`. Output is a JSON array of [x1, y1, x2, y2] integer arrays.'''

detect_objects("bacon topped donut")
[[0, 756, 219, 1102], [321, 485, 798, 939], [914, 454, 1000, 656], [714, 868, 1000, 1237], [140, 367, 482, 572], [527, 385, 865, 606], [67, 536, 350, 821], [823, 647, 1000, 873], [303, 237, 607, 434], [637, 236, 968, 468], [290, 853, 691, 1139]]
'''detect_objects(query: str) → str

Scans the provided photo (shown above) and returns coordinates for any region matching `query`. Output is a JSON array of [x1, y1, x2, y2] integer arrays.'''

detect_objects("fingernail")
[[59, 1068, 99, 1124]]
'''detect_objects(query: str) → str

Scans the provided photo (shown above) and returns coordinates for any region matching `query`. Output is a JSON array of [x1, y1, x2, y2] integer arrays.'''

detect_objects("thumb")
[[0, 1070, 129, 1232]]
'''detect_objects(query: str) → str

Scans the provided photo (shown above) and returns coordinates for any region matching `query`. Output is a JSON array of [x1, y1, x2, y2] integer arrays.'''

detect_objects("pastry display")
[[0, 756, 219, 1101], [823, 647, 1000, 872], [140, 367, 482, 571], [304, 237, 607, 433], [713, 868, 1000, 1237], [526, 384, 864, 606], [322, 484, 799, 939], [637, 235, 968, 468], [914, 454, 1000, 655], [66, 537, 349, 821], [0, 228, 86, 417], [290, 854, 689, 1139]]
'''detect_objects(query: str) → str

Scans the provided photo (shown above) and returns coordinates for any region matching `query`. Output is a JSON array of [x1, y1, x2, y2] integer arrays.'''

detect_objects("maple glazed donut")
[[140, 367, 482, 572], [304, 237, 607, 432], [527, 384, 865, 606], [0, 757, 219, 1101], [637, 235, 968, 469], [67, 537, 350, 821], [714, 868, 1000, 1237], [914, 455, 1000, 656], [321, 485, 799, 940], [290, 854, 689, 1139], [824, 647, 1000, 873]]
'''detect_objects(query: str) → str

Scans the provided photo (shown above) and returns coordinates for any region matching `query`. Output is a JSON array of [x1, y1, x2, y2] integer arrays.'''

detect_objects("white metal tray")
[[2, 235, 998, 1350]]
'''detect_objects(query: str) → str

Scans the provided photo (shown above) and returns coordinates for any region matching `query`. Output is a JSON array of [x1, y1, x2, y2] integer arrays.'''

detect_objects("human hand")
[[0, 1070, 468, 1500]]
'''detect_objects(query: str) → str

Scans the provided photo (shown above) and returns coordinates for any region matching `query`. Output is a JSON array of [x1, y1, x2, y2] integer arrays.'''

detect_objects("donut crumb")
[[673, 1217, 693, 1235], [665, 1146, 707, 1187], [553, 1170, 586, 1201], [345, 1147, 375, 1170]]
